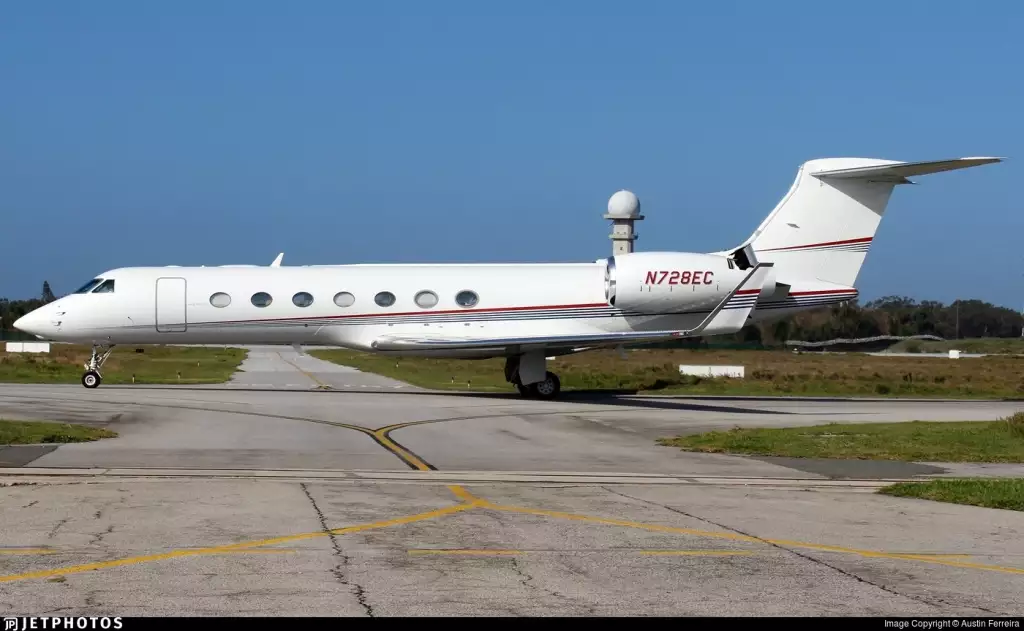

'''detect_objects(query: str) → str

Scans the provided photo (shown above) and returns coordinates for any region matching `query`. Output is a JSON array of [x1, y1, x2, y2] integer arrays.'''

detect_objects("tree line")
[[733, 295, 1024, 345], [0, 282, 56, 332], [3, 282, 1022, 344]]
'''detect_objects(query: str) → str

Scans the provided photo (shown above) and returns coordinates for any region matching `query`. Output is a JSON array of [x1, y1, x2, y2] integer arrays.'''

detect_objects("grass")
[[0, 344, 247, 385], [308, 347, 1024, 398], [890, 336, 1024, 355], [878, 479, 1024, 512], [0, 418, 117, 445], [656, 413, 1024, 462]]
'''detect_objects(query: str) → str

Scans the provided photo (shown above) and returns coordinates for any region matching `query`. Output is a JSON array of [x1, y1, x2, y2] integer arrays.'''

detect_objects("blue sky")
[[2, 1, 1021, 308]]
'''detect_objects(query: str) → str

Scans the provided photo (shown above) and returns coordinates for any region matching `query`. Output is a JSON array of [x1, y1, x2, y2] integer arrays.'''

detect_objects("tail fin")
[[725, 156, 1003, 287]]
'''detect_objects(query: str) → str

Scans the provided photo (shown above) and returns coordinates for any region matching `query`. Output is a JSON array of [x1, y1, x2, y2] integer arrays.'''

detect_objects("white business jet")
[[14, 156, 1002, 397]]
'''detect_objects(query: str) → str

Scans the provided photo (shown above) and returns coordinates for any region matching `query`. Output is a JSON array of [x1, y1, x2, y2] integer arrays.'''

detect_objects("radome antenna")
[[604, 190, 643, 255]]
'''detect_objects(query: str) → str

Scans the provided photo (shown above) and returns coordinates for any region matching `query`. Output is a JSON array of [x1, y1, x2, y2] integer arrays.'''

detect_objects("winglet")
[[270, 253, 284, 267]]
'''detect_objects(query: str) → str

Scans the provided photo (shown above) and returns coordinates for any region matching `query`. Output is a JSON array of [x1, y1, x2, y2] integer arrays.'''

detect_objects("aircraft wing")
[[370, 262, 774, 353]]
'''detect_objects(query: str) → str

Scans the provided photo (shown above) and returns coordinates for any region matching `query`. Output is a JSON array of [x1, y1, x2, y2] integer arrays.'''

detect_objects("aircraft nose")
[[13, 309, 47, 336]]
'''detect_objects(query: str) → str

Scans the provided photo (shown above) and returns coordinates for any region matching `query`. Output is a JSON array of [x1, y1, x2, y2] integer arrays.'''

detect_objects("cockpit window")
[[92, 279, 115, 293], [74, 279, 103, 294]]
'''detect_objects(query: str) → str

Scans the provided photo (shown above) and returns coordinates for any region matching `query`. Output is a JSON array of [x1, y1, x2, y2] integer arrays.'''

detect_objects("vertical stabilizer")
[[726, 156, 1002, 288]]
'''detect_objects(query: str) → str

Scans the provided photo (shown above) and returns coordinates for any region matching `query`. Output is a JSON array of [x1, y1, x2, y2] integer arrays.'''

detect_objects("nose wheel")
[[81, 345, 114, 389]]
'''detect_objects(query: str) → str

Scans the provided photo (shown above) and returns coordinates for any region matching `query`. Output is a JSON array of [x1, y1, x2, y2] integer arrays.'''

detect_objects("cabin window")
[[333, 292, 355, 308], [251, 292, 273, 307], [374, 291, 396, 307], [74, 279, 103, 294], [92, 279, 115, 293], [292, 292, 314, 308], [455, 290, 478, 308], [414, 290, 438, 309], [210, 292, 231, 308]]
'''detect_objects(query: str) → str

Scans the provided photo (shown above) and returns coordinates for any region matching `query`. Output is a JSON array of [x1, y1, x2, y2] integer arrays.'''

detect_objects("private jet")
[[14, 156, 1003, 397]]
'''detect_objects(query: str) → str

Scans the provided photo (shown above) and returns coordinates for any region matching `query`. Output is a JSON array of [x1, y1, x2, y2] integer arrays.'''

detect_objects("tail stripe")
[[788, 289, 858, 297], [757, 236, 872, 253]]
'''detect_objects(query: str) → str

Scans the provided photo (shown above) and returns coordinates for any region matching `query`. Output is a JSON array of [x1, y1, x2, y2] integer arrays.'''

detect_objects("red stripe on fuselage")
[[788, 289, 858, 296], [204, 302, 613, 325], [757, 237, 872, 252], [186, 291, 857, 328]]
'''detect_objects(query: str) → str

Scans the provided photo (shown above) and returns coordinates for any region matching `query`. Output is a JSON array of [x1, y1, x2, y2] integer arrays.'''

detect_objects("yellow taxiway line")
[[0, 502, 475, 584], [2, 411, 1021, 583]]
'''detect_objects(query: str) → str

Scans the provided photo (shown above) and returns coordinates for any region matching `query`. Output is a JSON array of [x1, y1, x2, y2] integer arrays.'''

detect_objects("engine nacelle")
[[605, 251, 763, 314]]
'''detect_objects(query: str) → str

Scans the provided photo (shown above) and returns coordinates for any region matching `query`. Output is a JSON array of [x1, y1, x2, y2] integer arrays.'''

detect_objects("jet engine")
[[604, 251, 775, 314]]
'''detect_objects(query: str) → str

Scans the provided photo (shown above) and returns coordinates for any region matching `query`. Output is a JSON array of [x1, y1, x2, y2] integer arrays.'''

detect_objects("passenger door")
[[155, 277, 187, 333]]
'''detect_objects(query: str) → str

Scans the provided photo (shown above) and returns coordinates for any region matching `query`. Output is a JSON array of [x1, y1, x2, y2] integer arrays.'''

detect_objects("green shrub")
[[1006, 412, 1024, 439]]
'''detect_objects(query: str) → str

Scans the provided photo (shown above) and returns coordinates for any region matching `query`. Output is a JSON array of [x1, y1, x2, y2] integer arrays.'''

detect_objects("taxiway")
[[0, 347, 1022, 616]]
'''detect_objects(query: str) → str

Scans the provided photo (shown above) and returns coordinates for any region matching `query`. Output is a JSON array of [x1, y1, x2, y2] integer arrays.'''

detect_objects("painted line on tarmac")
[[408, 549, 524, 556], [2, 484, 1021, 583], [0, 501, 476, 584], [639, 550, 755, 557], [484, 501, 1024, 576], [0, 468, 916, 487], [2, 390, 1019, 580], [276, 352, 332, 390], [407, 548, 757, 557], [0, 390, 527, 473]]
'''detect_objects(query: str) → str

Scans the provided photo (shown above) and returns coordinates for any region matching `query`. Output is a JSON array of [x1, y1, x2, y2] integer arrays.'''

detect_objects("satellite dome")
[[607, 189, 640, 217]]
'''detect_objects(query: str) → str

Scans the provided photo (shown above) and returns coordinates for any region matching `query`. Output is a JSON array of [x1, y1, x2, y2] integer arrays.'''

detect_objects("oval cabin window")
[[292, 292, 314, 307], [334, 292, 355, 307], [210, 292, 231, 308], [374, 291, 396, 307], [251, 292, 273, 308], [455, 290, 478, 308], [414, 290, 438, 309]]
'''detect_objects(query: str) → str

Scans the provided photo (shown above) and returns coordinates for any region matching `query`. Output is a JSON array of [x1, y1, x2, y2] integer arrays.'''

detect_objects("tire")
[[82, 371, 101, 389], [532, 371, 561, 399]]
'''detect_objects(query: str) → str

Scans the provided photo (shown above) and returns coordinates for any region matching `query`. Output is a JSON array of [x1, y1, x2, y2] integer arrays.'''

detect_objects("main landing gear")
[[82, 345, 115, 389], [505, 353, 561, 400]]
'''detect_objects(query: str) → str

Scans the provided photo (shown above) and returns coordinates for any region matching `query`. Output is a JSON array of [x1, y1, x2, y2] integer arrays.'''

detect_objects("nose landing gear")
[[82, 371, 100, 388], [82, 345, 115, 389]]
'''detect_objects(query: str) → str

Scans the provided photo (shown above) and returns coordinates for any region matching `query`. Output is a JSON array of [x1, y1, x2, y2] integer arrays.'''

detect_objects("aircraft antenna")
[[604, 190, 643, 255]]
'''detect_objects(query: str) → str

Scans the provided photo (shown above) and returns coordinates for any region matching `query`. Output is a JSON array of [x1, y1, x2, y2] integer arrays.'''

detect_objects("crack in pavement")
[[37, 606, 81, 616], [598, 486, 1005, 616], [83, 591, 100, 610], [299, 482, 373, 617], [508, 556, 594, 614], [89, 525, 115, 547], [47, 519, 68, 540]]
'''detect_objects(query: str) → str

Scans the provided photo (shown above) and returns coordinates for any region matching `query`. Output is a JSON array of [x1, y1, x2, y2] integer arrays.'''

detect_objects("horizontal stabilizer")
[[370, 263, 773, 353], [810, 157, 1003, 183]]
